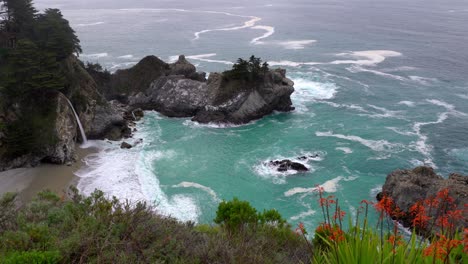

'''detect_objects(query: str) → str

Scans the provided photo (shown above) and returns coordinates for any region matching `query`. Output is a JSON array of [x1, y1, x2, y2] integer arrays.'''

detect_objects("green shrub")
[[1, 250, 61, 264], [214, 197, 258, 231]]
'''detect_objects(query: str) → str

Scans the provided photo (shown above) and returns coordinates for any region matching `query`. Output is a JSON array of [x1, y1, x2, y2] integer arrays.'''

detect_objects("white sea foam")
[[250, 25, 275, 44], [81, 53, 108, 59], [322, 102, 368, 113], [179, 53, 233, 65], [332, 50, 402, 66], [456, 94, 468, 99], [316, 131, 403, 152], [408, 76, 437, 86], [284, 176, 345, 197], [398, 101, 416, 107], [347, 65, 407, 81], [426, 99, 467, 117], [253, 152, 323, 184], [370, 185, 382, 197], [269, 60, 320, 67], [292, 78, 338, 101], [336, 147, 353, 154], [277, 40, 317, 50], [182, 119, 254, 129], [172, 182, 219, 201], [380, 66, 417, 72], [76, 137, 200, 223], [290, 78, 338, 113], [76, 22, 104, 27], [361, 104, 405, 119], [118, 54, 134, 59], [194, 15, 261, 40], [290, 209, 316, 221], [406, 99, 468, 167]]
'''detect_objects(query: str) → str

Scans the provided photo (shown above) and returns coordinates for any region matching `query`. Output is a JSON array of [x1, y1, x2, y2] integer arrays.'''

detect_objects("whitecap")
[[331, 50, 402, 66], [346, 65, 407, 81], [76, 22, 105, 27], [172, 182, 220, 201], [408, 76, 437, 86], [426, 99, 467, 117], [277, 40, 317, 50], [361, 104, 405, 119], [336, 147, 353, 154], [290, 209, 316, 221], [456, 94, 468, 99], [370, 185, 382, 197], [316, 131, 404, 153], [398, 101, 416, 107], [284, 176, 344, 197], [81, 53, 108, 59], [193, 15, 261, 40], [322, 102, 368, 113], [269, 60, 320, 67], [182, 53, 233, 65], [250, 25, 275, 44], [118, 54, 134, 59]]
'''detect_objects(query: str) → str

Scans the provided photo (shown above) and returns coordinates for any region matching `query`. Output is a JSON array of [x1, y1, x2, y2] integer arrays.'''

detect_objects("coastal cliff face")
[[378, 166, 468, 234], [0, 56, 132, 171], [63, 56, 129, 141], [0, 92, 77, 170], [127, 56, 295, 124]]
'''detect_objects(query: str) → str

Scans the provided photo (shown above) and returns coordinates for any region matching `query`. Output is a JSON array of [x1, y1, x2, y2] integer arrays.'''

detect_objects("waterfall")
[[65, 98, 88, 144]]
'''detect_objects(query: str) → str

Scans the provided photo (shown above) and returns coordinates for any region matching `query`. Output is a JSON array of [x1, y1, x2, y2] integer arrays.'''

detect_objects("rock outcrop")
[[378, 166, 468, 234], [63, 56, 130, 141], [268, 160, 309, 172], [128, 57, 295, 125]]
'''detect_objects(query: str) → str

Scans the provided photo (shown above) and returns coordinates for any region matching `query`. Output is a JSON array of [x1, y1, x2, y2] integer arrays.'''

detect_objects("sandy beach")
[[0, 146, 98, 202]]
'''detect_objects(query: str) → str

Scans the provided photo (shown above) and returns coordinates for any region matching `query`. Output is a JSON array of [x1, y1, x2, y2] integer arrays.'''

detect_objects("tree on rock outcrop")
[[223, 55, 269, 82]]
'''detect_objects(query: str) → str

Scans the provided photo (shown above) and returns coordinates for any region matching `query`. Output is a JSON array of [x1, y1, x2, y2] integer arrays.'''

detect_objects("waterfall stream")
[[65, 97, 88, 145]]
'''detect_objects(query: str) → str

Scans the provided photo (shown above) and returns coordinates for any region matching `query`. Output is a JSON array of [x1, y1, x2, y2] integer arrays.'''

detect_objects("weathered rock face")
[[0, 92, 77, 170], [191, 69, 294, 124], [42, 93, 78, 164], [63, 56, 130, 141], [128, 58, 295, 125], [378, 166, 468, 234], [129, 75, 211, 117]]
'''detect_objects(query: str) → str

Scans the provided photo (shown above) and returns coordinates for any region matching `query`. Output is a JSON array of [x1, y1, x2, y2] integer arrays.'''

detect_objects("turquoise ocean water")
[[36, 0, 468, 230]]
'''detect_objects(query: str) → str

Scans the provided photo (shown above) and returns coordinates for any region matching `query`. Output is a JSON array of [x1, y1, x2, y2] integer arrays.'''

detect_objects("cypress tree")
[[35, 8, 81, 60]]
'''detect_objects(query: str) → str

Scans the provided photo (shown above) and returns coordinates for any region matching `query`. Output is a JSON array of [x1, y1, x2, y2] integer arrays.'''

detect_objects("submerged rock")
[[378, 166, 468, 235], [120, 142, 132, 149], [268, 160, 309, 172]]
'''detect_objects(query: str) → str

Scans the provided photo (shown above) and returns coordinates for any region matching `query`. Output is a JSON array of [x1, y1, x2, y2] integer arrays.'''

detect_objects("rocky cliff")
[[0, 92, 77, 170], [378, 166, 468, 235], [0, 55, 132, 171], [127, 56, 295, 124]]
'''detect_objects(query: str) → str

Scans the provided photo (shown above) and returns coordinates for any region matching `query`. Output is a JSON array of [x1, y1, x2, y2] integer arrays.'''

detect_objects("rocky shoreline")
[[377, 166, 468, 236], [0, 55, 296, 171]]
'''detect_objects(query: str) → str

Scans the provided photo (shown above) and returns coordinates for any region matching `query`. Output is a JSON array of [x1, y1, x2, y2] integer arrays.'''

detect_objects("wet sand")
[[0, 147, 97, 202]]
